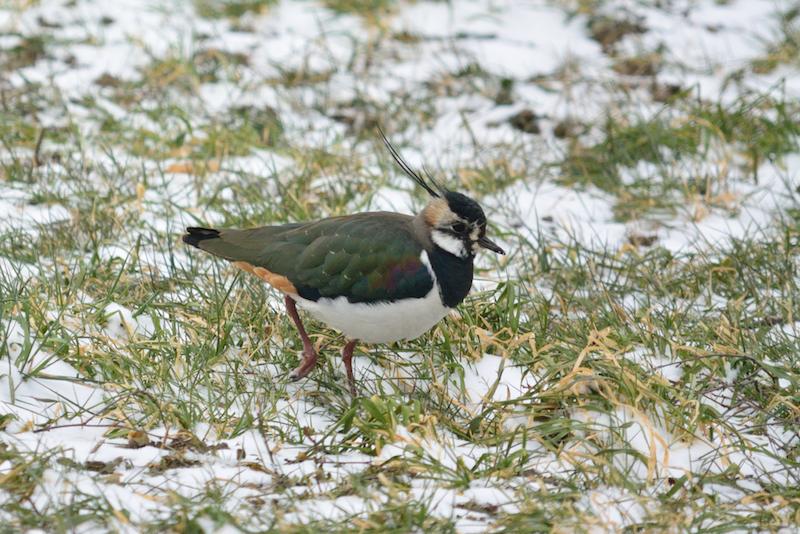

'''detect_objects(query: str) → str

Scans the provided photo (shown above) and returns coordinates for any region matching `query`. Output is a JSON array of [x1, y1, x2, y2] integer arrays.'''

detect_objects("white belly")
[[295, 287, 449, 343]]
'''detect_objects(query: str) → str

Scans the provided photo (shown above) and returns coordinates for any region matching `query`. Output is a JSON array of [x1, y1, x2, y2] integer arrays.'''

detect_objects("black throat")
[[428, 246, 474, 308]]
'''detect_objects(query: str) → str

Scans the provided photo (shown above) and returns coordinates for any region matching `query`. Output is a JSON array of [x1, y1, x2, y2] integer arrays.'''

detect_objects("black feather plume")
[[378, 127, 442, 198]]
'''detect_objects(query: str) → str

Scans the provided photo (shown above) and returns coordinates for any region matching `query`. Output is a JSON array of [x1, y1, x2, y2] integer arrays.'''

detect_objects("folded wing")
[[185, 213, 434, 304]]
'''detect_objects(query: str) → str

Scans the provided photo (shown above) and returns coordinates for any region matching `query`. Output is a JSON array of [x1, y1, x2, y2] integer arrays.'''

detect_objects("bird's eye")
[[451, 222, 467, 234]]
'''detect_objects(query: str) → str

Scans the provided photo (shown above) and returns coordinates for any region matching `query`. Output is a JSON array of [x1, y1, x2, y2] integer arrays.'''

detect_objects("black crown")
[[444, 191, 486, 225]]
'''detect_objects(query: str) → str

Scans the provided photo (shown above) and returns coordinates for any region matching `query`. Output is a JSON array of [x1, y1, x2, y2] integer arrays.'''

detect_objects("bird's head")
[[421, 192, 504, 258], [381, 129, 505, 259]]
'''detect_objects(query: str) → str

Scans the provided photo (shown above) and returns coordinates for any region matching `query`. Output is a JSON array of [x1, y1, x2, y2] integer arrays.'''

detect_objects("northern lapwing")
[[183, 132, 505, 396]]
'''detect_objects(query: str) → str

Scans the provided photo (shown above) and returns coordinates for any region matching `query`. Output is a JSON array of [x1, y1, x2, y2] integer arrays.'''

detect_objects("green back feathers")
[[184, 213, 434, 303]]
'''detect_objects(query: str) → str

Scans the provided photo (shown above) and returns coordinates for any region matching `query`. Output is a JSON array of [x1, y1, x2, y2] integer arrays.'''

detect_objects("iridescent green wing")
[[195, 213, 434, 303]]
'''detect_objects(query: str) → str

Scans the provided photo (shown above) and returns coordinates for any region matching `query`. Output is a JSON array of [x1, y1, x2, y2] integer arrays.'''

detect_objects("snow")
[[392, 1, 605, 78], [571, 404, 790, 485], [0, 197, 71, 234], [621, 348, 683, 382], [0, 0, 797, 529], [499, 180, 625, 250], [580, 486, 647, 532]]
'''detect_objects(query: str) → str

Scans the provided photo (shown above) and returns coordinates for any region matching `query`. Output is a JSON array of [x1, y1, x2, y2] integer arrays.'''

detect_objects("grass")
[[194, 0, 278, 19], [1, 0, 799, 531], [559, 90, 800, 220]]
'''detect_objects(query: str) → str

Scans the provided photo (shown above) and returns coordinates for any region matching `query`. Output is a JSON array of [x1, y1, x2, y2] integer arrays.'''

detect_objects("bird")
[[183, 132, 505, 396]]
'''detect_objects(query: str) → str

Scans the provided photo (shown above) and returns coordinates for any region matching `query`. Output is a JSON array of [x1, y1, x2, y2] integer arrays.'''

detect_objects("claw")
[[289, 349, 318, 381]]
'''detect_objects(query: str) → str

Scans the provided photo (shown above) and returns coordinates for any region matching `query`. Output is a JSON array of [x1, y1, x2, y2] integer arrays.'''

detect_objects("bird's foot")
[[289, 349, 319, 381]]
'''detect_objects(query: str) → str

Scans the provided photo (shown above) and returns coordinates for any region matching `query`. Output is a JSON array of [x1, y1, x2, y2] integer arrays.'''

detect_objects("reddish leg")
[[342, 340, 358, 396], [285, 296, 318, 381]]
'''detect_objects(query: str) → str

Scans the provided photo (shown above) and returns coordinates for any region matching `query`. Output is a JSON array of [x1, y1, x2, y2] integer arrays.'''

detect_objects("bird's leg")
[[285, 295, 318, 380], [342, 340, 358, 396]]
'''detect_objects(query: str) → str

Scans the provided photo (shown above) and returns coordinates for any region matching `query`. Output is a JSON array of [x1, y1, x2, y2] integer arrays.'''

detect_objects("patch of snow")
[[580, 486, 647, 532]]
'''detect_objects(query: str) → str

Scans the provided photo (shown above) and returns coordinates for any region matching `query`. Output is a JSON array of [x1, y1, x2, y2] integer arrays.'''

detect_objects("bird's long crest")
[[378, 127, 446, 198]]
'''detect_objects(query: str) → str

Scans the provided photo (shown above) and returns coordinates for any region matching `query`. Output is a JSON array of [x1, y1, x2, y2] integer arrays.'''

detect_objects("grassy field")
[[1, 0, 799, 531]]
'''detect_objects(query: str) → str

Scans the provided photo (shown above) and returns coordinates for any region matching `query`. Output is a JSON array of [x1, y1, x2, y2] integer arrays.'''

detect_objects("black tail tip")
[[183, 227, 220, 248]]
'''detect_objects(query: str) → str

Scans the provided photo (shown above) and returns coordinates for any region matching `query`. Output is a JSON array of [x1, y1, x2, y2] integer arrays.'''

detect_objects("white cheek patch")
[[432, 230, 467, 258]]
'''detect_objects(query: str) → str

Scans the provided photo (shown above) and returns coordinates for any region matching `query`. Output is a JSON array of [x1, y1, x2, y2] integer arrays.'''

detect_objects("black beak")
[[478, 236, 505, 255]]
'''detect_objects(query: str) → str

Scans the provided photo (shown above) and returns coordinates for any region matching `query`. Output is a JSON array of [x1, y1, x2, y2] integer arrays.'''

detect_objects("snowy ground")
[[1, 0, 799, 531]]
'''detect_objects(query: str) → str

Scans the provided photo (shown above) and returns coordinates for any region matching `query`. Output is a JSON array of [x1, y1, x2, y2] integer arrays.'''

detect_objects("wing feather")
[[189, 213, 434, 303]]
